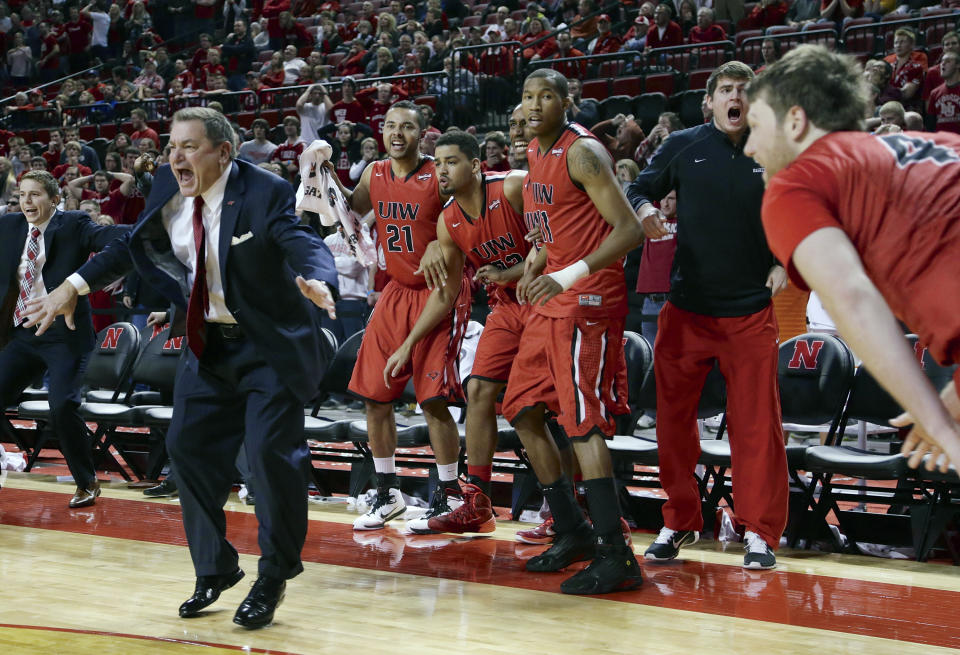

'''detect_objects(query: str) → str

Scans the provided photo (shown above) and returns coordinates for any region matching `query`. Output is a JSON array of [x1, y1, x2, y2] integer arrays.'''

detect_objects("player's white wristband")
[[547, 260, 590, 292]]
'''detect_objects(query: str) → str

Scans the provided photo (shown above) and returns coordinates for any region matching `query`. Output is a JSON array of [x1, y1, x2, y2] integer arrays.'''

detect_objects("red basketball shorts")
[[468, 300, 533, 383], [502, 313, 629, 440], [349, 279, 470, 404]]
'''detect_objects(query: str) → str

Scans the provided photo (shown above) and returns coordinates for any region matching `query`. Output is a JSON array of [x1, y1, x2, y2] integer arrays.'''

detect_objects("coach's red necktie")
[[13, 227, 41, 326], [185, 196, 209, 359]]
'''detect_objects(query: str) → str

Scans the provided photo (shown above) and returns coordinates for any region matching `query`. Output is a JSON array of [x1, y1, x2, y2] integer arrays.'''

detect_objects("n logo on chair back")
[[134, 326, 184, 398], [85, 322, 141, 390], [320, 329, 365, 395], [778, 333, 855, 425]]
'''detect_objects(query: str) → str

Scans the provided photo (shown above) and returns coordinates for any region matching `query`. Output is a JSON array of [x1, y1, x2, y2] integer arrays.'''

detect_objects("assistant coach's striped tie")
[[13, 227, 41, 326]]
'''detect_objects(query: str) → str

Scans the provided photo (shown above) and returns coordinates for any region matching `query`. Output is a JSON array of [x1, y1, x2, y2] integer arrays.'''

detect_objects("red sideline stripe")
[[2, 487, 960, 649]]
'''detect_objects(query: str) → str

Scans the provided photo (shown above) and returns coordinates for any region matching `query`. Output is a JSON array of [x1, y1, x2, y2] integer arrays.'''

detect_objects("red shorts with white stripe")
[[348, 279, 471, 404], [468, 300, 535, 383], [502, 313, 629, 440]]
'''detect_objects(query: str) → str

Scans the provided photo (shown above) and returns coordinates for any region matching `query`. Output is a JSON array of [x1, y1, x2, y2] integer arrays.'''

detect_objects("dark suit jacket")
[[77, 159, 340, 403], [0, 210, 129, 354]]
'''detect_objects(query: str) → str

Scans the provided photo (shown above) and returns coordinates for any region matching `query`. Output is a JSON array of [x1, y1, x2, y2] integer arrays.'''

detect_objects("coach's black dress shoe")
[[233, 575, 286, 629], [178, 568, 245, 617]]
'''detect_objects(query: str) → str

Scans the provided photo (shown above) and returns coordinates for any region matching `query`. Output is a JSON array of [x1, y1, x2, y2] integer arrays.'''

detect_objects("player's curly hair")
[[746, 45, 870, 132]]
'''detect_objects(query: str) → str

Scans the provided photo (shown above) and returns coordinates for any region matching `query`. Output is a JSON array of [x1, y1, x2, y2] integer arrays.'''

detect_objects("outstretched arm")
[[792, 227, 960, 472]]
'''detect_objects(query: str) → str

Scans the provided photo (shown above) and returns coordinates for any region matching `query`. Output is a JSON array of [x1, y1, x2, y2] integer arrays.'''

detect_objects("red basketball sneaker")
[[427, 483, 495, 534], [515, 516, 556, 544]]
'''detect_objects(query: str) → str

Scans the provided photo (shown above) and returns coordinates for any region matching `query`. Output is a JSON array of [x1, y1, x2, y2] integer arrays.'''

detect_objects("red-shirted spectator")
[[928, 51, 960, 134], [357, 83, 409, 148], [883, 28, 926, 111], [480, 131, 511, 173], [819, 0, 863, 22], [64, 6, 91, 72], [37, 23, 61, 82], [271, 116, 305, 181], [624, 15, 651, 48], [260, 53, 286, 87], [646, 5, 683, 50], [588, 14, 623, 55], [261, 0, 290, 47], [924, 32, 960, 100], [129, 108, 160, 148], [190, 34, 214, 73], [277, 11, 314, 49], [479, 29, 516, 78], [689, 7, 726, 43], [551, 31, 587, 78], [338, 40, 368, 77], [521, 18, 557, 60], [330, 77, 367, 125], [198, 49, 226, 90], [52, 141, 92, 179], [67, 170, 136, 224], [396, 54, 426, 96], [738, 0, 790, 31], [570, 0, 600, 45]]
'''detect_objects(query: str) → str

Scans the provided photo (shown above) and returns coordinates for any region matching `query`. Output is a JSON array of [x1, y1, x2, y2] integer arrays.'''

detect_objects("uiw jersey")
[[368, 157, 445, 288], [442, 173, 530, 306], [524, 123, 627, 318]]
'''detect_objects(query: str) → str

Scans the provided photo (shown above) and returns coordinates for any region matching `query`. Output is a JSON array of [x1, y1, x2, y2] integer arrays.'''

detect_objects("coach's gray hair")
[[172, 107, 238, 158]]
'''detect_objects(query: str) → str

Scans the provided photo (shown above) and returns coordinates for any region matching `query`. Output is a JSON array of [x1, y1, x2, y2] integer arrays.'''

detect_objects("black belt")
[[207, 322, 244, 339]]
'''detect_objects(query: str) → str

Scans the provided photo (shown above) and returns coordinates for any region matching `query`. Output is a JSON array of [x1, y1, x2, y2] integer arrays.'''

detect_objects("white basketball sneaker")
[[353, 487, 406, 530]]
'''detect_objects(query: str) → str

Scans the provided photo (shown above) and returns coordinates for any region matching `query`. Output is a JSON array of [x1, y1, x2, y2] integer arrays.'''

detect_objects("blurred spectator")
[[43, 129, 66, 170], [37, 22, 61, 83], [106, 132, 133, 156], [397, 53, 427, 96], [52, 142, 93, 179], [221, 19, 257, 90], [271, 115, 305, 182], [251, 20, 270, 50], [521, 18, 557, 60], [615, 158, 640, 190], [339, 39, 369, 76], [134, 58, 166, 94], [677, 0, 697, 36], [365, 45, 399, 76], [357, 83, 408, 147], [877, 100, 907, 129], [199, 48, 226, 90], [593, 113, 645, 162], [588, 14, 623, 55], [715, 0, 746, 23], [6, 32, 32, 86], [318, 19, 343, 53], [820, 0, 864, 22], [130, 109, 160, 148], [0, 158, 16, 204], [330, 121, 363, 186], [349, 136, 380, 182], [376, 12, 400, 45], [127, 1, 153, 44], [756, 38, 781, 72], [194, 0, 219, 36], [924, 31, 960, 100], [106, 4, 127, 57], [689, 7, 726, 43], [276, 11, 314, 49], [281, 44, 307, 84], [238, 118, 279, 164], [645, 5, 682, 51], [634, 111, 684, 167], [570, 0, 599, 50], [322, 224, 371, 343], [739, 0, 790, 31], [67, 170, 136, 224], [430, 55, 479, 120], [883, 28, 926, 111], [786, 0, 822, 27], [190, 33, 214, 73], [927, 52, 960, 133], [634, 189, 677, 345], [522, 2, 552, 34], [331, 77, 367, 124], [297, 84, 334, 144], [864, 58, 901, 108], [64, 5, 92, 73], [623, 15, 651, 51], [567, 78, 599, 127], [260, 52, 286, 87], [481, 131, 510, 172]]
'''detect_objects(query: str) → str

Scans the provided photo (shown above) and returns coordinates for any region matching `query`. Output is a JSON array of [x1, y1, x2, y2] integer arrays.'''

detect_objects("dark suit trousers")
[[0, 327, 95, 488], [166, 327, 310, 581]]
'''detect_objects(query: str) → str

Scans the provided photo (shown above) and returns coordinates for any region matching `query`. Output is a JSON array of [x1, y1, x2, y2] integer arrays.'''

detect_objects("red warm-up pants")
[[654, 301, 789, 548]]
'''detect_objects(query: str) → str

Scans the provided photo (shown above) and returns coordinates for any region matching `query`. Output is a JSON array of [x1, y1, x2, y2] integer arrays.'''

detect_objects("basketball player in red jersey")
[[409, 131, 546, 534], [745, 45, 960, 472], [505, 69, 645, 594], [328, 100, 471, 533]]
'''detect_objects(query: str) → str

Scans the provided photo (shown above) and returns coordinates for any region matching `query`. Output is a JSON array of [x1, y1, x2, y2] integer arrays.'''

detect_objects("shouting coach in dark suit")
[[1, 171, 128, 508], [26, 108, 340, 629]]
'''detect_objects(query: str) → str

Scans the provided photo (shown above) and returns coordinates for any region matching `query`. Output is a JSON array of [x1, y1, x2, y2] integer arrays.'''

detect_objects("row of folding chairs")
[[608, 331, 960, 561]]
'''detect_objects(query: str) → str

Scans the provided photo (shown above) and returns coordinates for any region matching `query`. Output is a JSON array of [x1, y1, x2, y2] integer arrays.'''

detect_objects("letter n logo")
[[163, 336, 185, 351], [787, 340, 824, 370], [100, 327, 123, 350], [913, 341, 928, 369]]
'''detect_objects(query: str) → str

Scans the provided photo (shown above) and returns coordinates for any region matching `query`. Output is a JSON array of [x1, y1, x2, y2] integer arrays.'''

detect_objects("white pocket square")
[[231, 232, 254, 246]]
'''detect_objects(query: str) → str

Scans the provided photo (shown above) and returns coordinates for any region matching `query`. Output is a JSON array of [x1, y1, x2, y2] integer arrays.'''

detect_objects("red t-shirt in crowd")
[[636, 215, 677, 293], [331, 99, 366, 125], [761, 130, 960, 366], [271, 140, 304, 165], [98, 188, 129, 222], [131, 127, 160, 148], [928, 82, 960, 133]]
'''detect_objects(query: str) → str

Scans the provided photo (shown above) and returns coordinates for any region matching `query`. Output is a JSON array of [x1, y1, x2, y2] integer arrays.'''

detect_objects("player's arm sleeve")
[[761, 174, 843, 291]]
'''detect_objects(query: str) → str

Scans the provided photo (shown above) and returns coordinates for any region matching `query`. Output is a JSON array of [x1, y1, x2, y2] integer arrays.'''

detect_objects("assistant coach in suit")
[[26, 108, 340, 630], [0, 171, 128, 508]]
